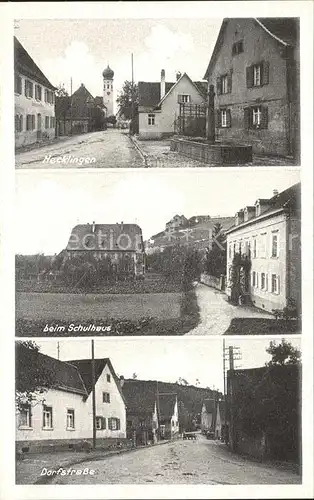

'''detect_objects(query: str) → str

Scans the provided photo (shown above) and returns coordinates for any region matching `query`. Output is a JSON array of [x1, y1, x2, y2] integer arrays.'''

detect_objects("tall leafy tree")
[[116, 81, 138, 120]]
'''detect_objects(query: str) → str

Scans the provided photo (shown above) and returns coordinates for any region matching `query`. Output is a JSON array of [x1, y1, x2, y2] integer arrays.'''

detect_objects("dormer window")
[[256, 203, 261, 217]]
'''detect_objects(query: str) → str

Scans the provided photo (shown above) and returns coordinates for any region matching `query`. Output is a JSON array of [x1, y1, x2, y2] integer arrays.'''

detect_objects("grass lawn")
[[15, 289, 200, 336], [224, 318, 301, 335]]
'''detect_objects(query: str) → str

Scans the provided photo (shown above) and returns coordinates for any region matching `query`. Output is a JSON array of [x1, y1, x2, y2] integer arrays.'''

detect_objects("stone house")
[[203, 18, 300, 160], [65, 222, 146, 280], [225, 183, 301, 313], [16, 345, 126, 453], [14, 37, 56, 148], [138, 70, 207, 139]]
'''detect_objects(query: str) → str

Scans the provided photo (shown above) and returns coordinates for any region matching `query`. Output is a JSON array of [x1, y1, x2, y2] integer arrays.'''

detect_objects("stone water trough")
[[170, 84, 252, 166], [170, 137, 252, 165]]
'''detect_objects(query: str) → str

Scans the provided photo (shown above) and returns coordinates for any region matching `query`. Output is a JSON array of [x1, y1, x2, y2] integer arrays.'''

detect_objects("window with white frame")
[[178, 94, 191, 103], [45, 116, 49, 129], [96, 416, 106, 430], [252, 106, 262, 127], [221, 109, 227, 127], [66, 409, 75, 429], [271, 274, 280, 294], [253, 64, 261, 86], [19, 404, 32, 428], [261, 272, 268, 290], [252, 271, 257, 287], [148, 114, 155, 126], [253, 238, 257, 258], [228, 244, 232, 259], [43, 405, 53, 429], [221, 75, 229, 94], [271, 232, 279, 257], [35, 84, 42, 101], [25, 80, 33, 98], [103, 392, 110, 403], [108, 417, 120, 430]]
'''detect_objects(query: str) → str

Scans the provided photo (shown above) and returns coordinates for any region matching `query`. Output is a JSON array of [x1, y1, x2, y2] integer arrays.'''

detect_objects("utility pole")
[[91, 340, 96, 449], [223, 343, 242, 447], [130, 53, 134, 134], [57, 341, 60, 360], [70, 77, 73, 136]]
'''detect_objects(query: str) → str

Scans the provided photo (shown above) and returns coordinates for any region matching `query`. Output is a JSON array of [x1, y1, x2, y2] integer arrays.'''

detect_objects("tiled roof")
[[16, 343, 87, 396], [257, 17, 299, 47], [203, 399, 216, 414], [66, 223, 144, 252], [226, 182, 300, 233], [14, 37, 56, 90], [138, 81, 175, 107], [68, 358, 126, 403]]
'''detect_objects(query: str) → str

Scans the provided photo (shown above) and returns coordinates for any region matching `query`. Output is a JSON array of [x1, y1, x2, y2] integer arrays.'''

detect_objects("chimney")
[[176, 71, 182, 81], [273, 189, 279, 197], [119, 375, 125, 388], [92, 221, 95, 233], [160, 69, 165, 99]]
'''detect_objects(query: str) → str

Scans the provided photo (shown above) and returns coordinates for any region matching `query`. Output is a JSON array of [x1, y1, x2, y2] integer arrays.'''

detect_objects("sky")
[[15, 168, 300, 255], [31, 336, 301, 394], [14, 18, 221, 113]]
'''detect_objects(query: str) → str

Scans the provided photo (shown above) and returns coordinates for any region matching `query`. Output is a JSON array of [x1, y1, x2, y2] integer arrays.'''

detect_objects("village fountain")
[[170, 85, 252, 165]]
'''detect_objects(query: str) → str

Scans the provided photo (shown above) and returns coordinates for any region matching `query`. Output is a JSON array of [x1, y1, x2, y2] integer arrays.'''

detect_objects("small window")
[[26, 114, 35, 131], [252, 271, 256, 287], [271, 233, 279, 257], [96, 416, 106, 430], [25, 80, 33, 98], [253, 64, 261, 86], [45, 116, 49, 129], [271, 274, 280, 294], [216, 72, 232, 95], [108, 417, 120, 431], [15, 114, 23, 132], [107, 374, 111, 383], [15, 74, 22, 94], [221, 75, 228, 94], [103, 392, 110, 403], [244, 106, 268, 130], [178, 94, 191, 103], [35, 84, 42, 101], [246, 61, 269, 88], [43, 405, 53, 429], [261, 272, 266, 290], [217, 108, 231, 128], [148, 113, 155, 126], [253, 238, 257, 258], [19, 404, 32, 428], [232, 40, 243, 56], [66, 409, 75, 429]]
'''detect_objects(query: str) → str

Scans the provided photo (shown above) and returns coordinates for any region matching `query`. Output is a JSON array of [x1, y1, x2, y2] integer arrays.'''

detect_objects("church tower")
[[102, 64, 114, 116]]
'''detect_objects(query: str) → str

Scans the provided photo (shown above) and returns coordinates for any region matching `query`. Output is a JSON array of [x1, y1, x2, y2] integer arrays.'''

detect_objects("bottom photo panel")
[[15, 336, 301, 486]]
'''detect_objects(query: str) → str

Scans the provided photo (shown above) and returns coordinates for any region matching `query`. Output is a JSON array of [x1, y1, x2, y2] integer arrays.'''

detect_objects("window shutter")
[[277, 276, 280, 294], [117, 418, 120, 430], [244, 107, 250, 129], [261, 61, 269, 86], [216, 110, 221, 128], [216, 76, 221, 95], [102, 417, 106, 429], [226, 109, 231, 128], [246, 65, 253, 88], [108, 417, 112, 430], [227, 72, 232, 93], [260, 106, 268, 129]]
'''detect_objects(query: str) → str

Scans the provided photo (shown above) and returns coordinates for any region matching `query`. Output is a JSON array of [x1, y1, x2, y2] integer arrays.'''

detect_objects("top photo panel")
[[14, 17, 300, 169]]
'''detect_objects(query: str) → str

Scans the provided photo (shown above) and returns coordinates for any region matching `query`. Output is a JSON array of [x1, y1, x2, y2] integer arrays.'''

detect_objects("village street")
[[15, 129, 144, 169], [48, 435, 300, 485], [186, 283, 273, 335]]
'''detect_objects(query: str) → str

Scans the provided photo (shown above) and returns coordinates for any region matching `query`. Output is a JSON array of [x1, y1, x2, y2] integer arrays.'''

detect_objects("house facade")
[[225, 183, 301, 313], [138, 70, 207, 139], [158, 394, 179, 440], [65, 222, 146, 279], [201, 399, 216, 433], [204, 18, 300, 160], [16, 346, 126, 453], [14, 37, 56, 148]]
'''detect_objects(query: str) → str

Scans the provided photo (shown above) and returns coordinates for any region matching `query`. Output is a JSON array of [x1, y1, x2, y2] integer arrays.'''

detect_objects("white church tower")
[[102, 64, 114, 117]]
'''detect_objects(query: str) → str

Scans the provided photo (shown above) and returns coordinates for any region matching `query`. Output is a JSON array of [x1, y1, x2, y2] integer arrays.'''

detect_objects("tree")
[[132, 372, 138, 379], [16, 341, 57, 410], [55, 84, 71, 135], [266, 339, 301, 366], [116, 81, 138, 120], [203, 223, 226, 278], [176, 377, 189, 386]]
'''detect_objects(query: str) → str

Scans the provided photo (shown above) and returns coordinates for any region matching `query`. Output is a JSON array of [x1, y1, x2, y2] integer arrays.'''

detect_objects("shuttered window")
[[244, 106, 268, 129], [15, 75, 22, 94], [108, 418, 121, 430], [216, 72, 232, 95], [217, 109, 231, 128], [246, 61, 269, 88]]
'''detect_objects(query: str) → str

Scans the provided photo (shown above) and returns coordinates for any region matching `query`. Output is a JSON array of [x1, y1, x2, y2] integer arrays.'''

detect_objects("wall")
[[226, 212, 290, 312], [16, 363, 126, 449], [207, 19, 295, 156], [287, 217, 301, 309], [15, 72, 55, 148], [139, 75, 206, 139], [200, 273, 224, 291]]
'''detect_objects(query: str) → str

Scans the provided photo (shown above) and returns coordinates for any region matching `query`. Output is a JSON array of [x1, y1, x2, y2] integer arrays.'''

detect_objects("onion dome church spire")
[[102, 64, 114, 116]]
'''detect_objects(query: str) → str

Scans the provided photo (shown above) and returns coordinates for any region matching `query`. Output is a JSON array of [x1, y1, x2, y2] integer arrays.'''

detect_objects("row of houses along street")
[[15, 337, 301, 485]]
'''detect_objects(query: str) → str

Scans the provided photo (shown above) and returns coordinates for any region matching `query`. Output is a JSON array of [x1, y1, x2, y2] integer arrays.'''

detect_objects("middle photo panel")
[[15, 168, 301, 337]]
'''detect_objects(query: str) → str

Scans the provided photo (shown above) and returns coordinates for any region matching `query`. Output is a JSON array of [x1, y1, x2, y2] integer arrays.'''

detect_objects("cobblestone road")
[[186, 283, 273, 335], [50, 435, 300, 485], [15, 129, 144, 169]]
